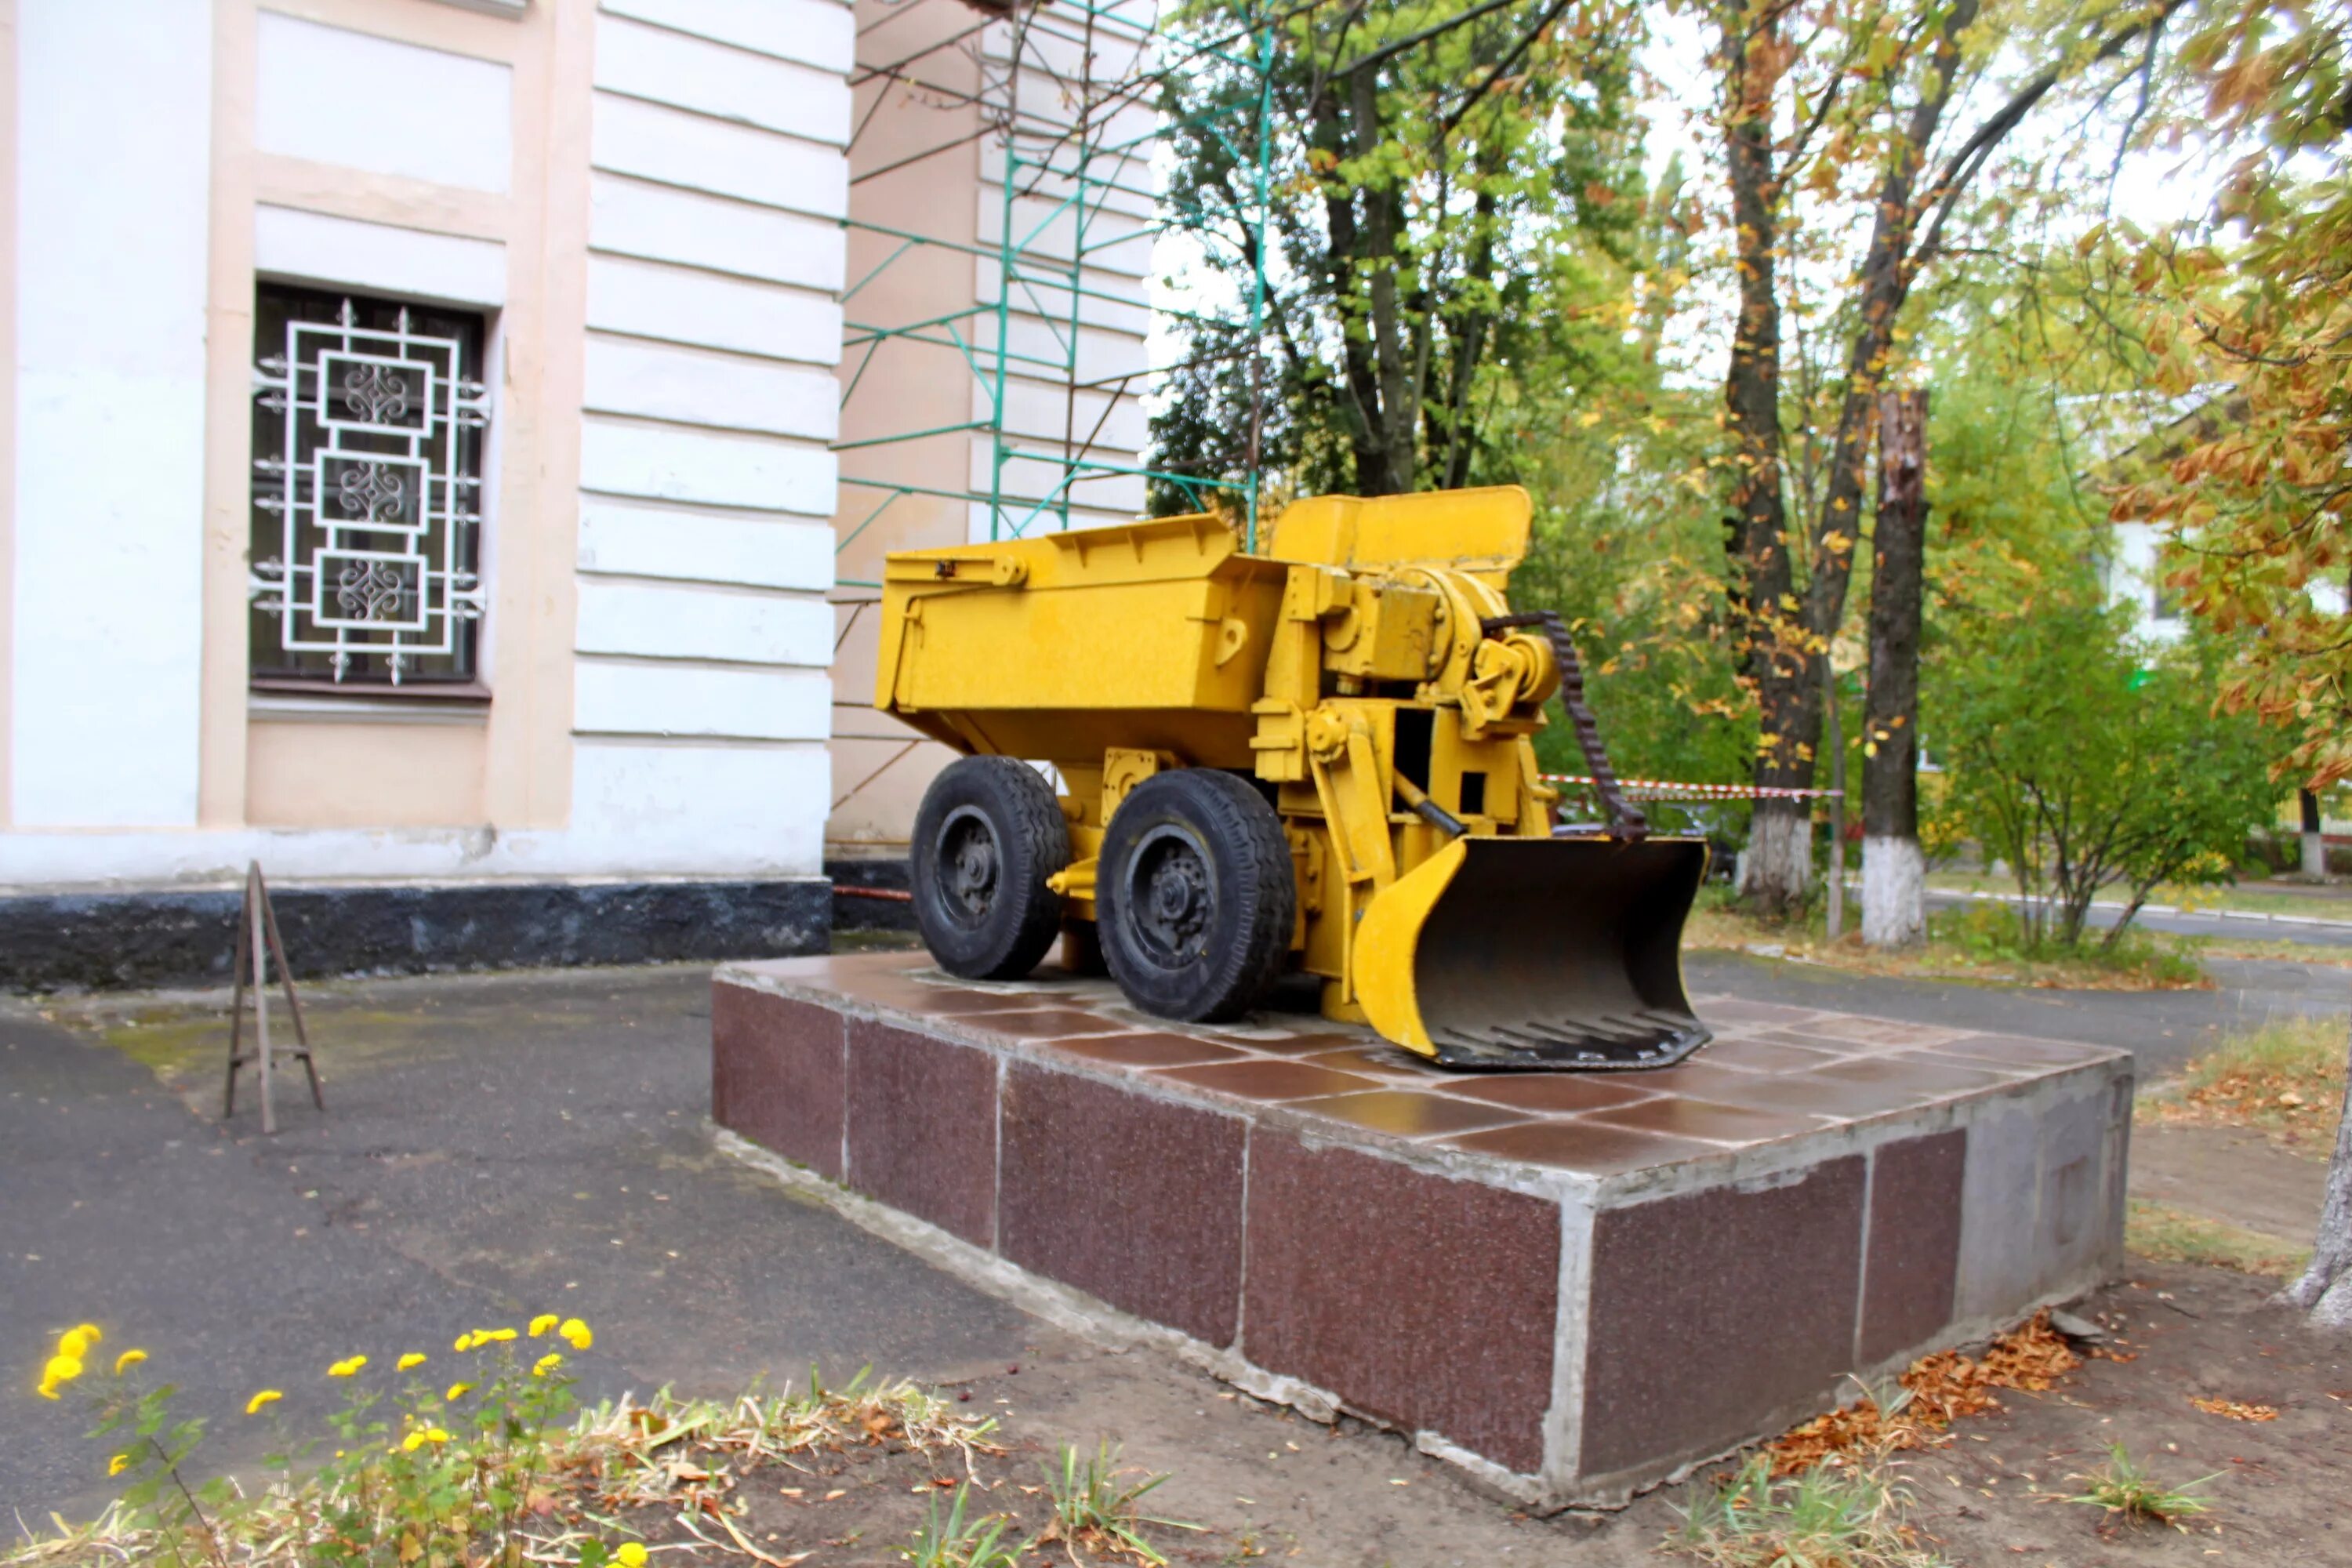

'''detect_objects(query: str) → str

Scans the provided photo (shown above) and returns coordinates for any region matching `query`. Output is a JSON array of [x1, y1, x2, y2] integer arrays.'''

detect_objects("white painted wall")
[[256, 206, 507, 307], [9, 0, 213, 828], [567, 0, 851, 877], [256, 13, 514, 191]]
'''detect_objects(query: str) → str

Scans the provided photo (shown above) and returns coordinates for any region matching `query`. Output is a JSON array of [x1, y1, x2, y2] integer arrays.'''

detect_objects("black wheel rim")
[[932, 805, 1002, 930], [1123, 822, 1215, 967]]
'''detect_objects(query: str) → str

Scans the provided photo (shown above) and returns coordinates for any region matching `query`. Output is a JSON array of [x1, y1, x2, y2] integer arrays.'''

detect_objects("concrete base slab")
[[710, 951, 2131, 1507]]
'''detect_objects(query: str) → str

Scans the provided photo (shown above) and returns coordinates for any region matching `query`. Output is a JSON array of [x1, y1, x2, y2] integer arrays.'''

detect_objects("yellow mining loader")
[[871, 485, 1709, 1069]]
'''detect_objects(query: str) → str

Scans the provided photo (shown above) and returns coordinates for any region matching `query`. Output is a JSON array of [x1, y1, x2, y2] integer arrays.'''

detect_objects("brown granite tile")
[[1748, 1029, 1871, 1056], [1207, 1030, 1374, 1057], [1802, 1016, 1964, 1051], [1439, 1075, 1662, 1115], [1290, 1089, 1531, 1140], [1811, 1054, 2010, 1098], [1582, 1156, 1866, 1478], [966, 1008, 1137, 1041], [1700, 1037, 1847, 1075], [1677, 1070, 1969, 1121], [710, 982, 845, 1178], [1443, 1120, 1719, 1174], [859, 985, 1065, 1018], [1929, 1033, 2118, 1069], [843, 1018, 998, 1247], [1693, 998, 1826, 1027], [1150, 1059, 1379, 1102], [1899, 1047, 2042, 1079], [1301, 1044, 1454, 1080], [1000, 1062, 1245, 1345], [1859, 1131, 1966, 1365], [1046, 1033, 1250, 1069], [1615, 1060, 1786, 1100], [1585, 1097, 1828, 1146], [1244, 1131, 1558, 1473]]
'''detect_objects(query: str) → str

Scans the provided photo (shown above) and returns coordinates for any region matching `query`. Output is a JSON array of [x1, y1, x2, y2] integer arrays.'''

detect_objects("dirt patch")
[[2129, 1124, 2330, 1243]]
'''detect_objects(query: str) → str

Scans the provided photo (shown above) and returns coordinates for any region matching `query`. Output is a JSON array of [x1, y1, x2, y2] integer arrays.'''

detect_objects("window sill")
[[249, 688, 491, 727]]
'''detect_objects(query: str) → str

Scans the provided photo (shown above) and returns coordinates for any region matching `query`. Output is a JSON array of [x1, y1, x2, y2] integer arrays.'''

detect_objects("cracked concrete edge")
[[706, 1123, 1559, 1509]]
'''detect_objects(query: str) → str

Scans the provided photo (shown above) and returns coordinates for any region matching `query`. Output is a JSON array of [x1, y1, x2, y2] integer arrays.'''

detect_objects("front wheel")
[[909, 757, 1071, 980], [1098, 769, 1294, 1022]]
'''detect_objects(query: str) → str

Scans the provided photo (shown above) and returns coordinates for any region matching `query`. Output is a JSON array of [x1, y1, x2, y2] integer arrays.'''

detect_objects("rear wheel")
[[1098, 769, 1294, 1022], [910, 757, 1070, 980]]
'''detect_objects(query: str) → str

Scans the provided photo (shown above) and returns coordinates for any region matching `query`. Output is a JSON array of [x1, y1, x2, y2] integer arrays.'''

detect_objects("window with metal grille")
[[248, 283, 488, 690]]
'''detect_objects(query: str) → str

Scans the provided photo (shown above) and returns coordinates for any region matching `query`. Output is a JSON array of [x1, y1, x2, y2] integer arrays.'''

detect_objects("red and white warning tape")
[[1541, 775, 1842, 801]]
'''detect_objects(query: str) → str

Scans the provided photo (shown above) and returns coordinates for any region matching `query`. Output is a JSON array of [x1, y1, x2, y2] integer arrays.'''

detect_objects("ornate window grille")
[[249, 285, 488, 688]]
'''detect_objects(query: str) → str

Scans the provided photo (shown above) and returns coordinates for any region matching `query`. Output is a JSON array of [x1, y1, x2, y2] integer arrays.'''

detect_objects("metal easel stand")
[[223, 862, 324, 1135]]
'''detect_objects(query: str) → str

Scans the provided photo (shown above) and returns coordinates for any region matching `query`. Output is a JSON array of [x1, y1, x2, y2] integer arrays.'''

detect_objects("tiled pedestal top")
[[710, 949, 2132, 1506]]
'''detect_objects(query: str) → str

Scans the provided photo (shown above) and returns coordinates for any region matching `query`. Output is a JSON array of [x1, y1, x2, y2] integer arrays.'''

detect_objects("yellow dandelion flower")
[[74, 1323, 102, 1345], [482, 1327, 517, 1343], [42, 1354, 83, 1390], [397, 1352, 426, 1372], [615, 1544, 648, 1568], [36, 1381, 59, 1402], [113, 1349, 147, 1375], [532, 1352, 563, 1377], [57, 1329, 93, 1359], [328, 1356, 368, 1378], [452, 1332, 475, 1352], [245, 1389, 282, 1415], [108, 1454, 132, 1477], [401, 1428, 452, 1452], [445, 1381, 473, 1402], [559, 1319, 593, 1351], [528, 1313, 561, 1338]]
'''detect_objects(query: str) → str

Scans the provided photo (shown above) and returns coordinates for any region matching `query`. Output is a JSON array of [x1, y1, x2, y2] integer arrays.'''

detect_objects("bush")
[[1930, 604, 2278, 951]]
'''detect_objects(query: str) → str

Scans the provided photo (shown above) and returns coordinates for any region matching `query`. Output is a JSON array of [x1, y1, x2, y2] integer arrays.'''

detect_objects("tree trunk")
[[1864, 389, 1929, 947], [1826, 658, 1846, 941], [2278, 1018, 2352, 1326], [2303, 787, 2328, 879]]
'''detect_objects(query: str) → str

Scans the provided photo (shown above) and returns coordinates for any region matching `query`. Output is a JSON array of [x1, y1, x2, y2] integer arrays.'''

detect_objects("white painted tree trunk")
[[1861, 834, 1925, 948], [2278, 1019, 2352, 1327], [2306, 829, 2329, 880], [1738, 809, 1813, 906]]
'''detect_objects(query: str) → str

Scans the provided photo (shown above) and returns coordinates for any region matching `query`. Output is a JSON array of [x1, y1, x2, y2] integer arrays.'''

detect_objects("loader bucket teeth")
[[1353, 837, 1711, 1069]]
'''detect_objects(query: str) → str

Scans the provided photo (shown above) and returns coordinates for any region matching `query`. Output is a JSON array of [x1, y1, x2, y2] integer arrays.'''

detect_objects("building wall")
[[826, 0, 1154, 855], [1, 0, 853, 890]]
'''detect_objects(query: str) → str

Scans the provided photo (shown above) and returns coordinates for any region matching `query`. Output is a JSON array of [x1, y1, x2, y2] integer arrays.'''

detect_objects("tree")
[[1862, 389, 1929, 946], [1151, 0, 1650, 508], [1692, 0, 2190, 913], [2112, 2, 2352, 1323], [1933, 604, 2278, 949]]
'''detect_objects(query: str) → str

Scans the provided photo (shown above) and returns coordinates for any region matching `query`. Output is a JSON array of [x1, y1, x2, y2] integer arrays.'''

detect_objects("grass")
[[901, 1484, 1022, 1568], [2139, 1013, 2347, 1152], [2125, 1199, 2313, 1276], [1923, 869, 2352, 923], [1674, 1450, 1946, 1568], [2062, 1442, 2218, 1530], [1685, 891, 2211, 992], [1034, 1440, 1195, 1565]]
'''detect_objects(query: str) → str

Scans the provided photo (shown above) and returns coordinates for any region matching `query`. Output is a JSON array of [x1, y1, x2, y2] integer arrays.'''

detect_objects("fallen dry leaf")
[[2190, 1396, 2279, 1422], [1767, 1312, 2083, 1475]]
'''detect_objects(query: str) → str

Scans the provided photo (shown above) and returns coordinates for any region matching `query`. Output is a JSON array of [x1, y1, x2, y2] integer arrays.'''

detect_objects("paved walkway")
[[4, 954, 2343, 1555]]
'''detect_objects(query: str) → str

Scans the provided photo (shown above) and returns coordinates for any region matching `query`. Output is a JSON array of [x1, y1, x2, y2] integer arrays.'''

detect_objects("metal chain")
[[1481, 611, 1648, 844]]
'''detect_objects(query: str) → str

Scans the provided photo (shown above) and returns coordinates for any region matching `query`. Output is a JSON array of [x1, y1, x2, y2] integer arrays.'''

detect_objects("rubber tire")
[[909, 756, 1071, 981], [1098, 768, 1295, 1023]]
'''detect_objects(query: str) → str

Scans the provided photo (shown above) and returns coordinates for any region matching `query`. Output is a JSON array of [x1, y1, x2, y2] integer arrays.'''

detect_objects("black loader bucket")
[[1353, 835, 1711, 1069]]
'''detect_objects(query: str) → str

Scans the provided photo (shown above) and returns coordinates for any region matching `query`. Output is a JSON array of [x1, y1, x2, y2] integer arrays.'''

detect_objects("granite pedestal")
[[710, 950, 2129, 1507]]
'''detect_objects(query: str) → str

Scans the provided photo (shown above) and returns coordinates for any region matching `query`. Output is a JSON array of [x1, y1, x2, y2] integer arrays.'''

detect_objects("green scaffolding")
[[833, 0, 1279, 590]]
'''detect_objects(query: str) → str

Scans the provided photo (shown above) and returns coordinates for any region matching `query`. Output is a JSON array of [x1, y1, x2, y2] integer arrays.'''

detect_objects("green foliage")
[[2063, 1441, 2219, 1530], [1929, 593, 2278, 950], [898, 1484, 1022, 1568], [28, 1319, 594, 1568], [1674, 1451, 1946, 1568], [1149, 0, 1653, 507], [1035, 1440, 1194, 1565]]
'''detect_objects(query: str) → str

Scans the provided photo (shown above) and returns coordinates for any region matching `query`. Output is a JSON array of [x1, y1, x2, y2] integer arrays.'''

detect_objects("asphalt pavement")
[[4, 950, 2345, 1523]]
